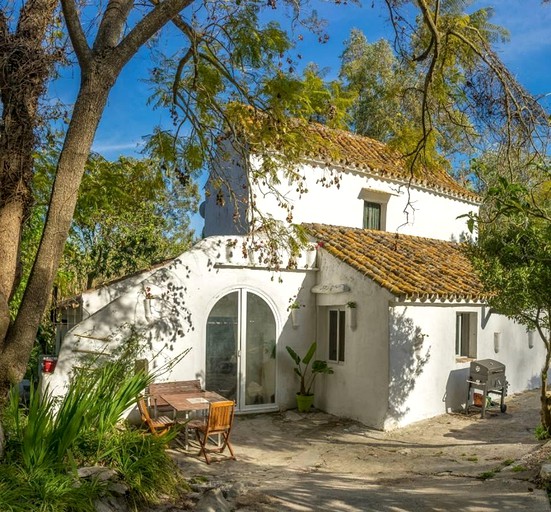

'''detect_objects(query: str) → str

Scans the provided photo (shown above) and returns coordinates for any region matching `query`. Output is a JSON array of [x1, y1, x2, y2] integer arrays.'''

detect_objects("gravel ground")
[[166, 389, 551, 511]]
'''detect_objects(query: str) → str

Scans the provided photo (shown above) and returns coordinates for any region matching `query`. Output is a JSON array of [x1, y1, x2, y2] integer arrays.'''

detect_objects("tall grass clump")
[[0, 329, 188, 511]]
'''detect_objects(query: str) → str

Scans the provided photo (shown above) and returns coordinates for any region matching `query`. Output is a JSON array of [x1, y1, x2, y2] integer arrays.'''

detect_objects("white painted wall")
[[204, 150, 479, 242], [203, 144, 249, 237], [80, 268, 160, 318], [45, 235, 546, 431], [386, 303, 546, 429], [249, 161, 477, 241], [314, 252, 393, 429], [42, 236, 318, 416]]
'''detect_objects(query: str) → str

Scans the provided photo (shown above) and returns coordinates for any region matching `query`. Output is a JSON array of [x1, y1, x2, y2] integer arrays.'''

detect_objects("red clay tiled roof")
[[305, 223, 485, 302], [306, 123, 480, 203]]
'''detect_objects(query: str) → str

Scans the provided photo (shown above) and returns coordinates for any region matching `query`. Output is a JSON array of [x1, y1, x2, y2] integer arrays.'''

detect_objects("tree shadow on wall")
[[387, 309, 431, 425], [140, 261, 196, 360]]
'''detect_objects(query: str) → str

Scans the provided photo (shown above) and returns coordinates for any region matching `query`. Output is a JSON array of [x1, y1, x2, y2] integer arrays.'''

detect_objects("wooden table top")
[[159, 390, 227, 412]]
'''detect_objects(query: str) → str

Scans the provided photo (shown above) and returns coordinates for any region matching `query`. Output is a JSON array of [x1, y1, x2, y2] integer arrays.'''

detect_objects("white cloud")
[[91, 141, 144, 155]]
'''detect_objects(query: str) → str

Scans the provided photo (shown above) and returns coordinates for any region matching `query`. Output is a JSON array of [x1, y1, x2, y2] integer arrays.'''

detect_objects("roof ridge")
[[302, 124, 480, 203]]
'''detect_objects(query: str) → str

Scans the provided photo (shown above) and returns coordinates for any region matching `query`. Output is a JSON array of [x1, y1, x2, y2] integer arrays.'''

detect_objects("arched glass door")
[[206, 290, 276, 411]]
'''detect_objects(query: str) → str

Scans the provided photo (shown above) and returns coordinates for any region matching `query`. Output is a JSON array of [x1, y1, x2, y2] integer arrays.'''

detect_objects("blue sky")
[[78, 0, 551, 159], [50, 1, 551, 232]]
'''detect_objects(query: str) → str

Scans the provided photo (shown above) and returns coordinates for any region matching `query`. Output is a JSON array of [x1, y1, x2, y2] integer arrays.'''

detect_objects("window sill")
[[455, 356, 476, 364]]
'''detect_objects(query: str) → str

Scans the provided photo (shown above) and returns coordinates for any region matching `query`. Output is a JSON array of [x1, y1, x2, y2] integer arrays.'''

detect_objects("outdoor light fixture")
[[494, 332, 501, 353], [347, 301, 357, 330], [528, 330, 535, 349]]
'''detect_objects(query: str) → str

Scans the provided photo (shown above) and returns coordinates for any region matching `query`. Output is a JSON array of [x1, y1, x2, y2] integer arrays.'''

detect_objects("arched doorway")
[[206, 290, 277, 412]]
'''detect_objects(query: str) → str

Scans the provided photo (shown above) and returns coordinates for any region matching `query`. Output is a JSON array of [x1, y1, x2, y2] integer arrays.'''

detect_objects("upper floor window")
[[456, 312, 477, 359], [364, 201, 382, 230], [358, 188, 392, 231]]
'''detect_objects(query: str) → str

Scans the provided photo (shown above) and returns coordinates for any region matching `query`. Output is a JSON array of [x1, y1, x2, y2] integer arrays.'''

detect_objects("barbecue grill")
[[465, 359, 507, 418]]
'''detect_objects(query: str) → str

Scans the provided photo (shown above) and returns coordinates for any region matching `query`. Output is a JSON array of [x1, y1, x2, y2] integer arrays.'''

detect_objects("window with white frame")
[[455, 312, 478, 358], [328, 309, 346, 362]]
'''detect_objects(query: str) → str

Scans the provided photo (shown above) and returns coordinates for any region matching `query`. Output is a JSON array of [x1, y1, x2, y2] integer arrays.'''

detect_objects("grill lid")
[[470, 359, 505, 376]]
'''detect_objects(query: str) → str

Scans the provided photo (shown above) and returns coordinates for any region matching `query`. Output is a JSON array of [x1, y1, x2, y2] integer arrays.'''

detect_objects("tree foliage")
[[340, 31, 417, 143], [147, 3, 355, 253], [341, 1, 548, 172], [469, 161, 551, 431], [73, 155, 196, 289], [45, 149, 198, 294]]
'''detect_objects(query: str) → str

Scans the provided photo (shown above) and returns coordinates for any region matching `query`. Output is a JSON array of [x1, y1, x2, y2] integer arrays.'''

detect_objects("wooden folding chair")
[[187, 400, 236, 464], [137, 396, 175, 436]]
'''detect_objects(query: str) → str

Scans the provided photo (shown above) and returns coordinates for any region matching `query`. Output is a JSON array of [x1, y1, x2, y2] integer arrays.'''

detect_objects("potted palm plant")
[[286, 342, 333, 412]]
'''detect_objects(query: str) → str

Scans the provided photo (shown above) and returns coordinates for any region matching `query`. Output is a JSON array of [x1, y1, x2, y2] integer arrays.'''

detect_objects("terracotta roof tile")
[[306, 123, 480, 203], [305, 223, 485, 302]]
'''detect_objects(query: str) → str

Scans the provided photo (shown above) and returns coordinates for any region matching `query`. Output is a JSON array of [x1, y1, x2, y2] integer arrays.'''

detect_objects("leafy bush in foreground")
[[0, 335, 185, 511]]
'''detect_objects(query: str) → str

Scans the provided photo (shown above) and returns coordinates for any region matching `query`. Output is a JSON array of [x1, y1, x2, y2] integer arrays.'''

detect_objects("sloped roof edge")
[[304, 223, 486, 303], [303, 123, 481, 204]]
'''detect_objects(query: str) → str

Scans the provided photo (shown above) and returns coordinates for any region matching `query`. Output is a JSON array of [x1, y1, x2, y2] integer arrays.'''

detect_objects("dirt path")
[[171, 390, 551, 511]]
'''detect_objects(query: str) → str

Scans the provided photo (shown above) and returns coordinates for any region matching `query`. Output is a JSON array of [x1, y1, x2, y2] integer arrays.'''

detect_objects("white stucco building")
[[43, 124, 545, 429]]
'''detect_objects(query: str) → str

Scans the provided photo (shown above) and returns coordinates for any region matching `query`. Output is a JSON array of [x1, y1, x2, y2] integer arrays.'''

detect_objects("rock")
[[189, 480, 216, 493], [540, 463, 551, 480], [194, 488, 231, 512], [283, 411, 303, 422], [78, 466, 118, 481], [226, 481, 248, 499], [94, 500, 113, 512], [108, 481, 129, 496], [234, 491, 277, 509], [94, 496, 130, 512]]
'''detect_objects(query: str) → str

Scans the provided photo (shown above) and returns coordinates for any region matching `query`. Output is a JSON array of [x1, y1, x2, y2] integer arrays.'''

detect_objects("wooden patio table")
[[158, 390, 227, 449]]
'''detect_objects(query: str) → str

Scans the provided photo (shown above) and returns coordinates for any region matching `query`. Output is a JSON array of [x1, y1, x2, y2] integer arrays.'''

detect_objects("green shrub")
[[98, 428, 184, 504], [535, 424, 551, 440], [0, 463, 106, 512], [477, 470, 496, 480], [0, 330, 188, 511]]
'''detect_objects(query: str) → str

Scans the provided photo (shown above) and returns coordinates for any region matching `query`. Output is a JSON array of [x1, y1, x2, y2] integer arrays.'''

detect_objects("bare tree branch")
[[113, 0, 193, 72], [61, 0, 92, 70], [93, 0, 134, 52]]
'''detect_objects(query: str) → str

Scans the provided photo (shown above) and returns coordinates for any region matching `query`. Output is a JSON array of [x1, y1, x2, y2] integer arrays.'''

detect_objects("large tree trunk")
[[540, 337, 551, 433], [0, 70, 112, 390], [0, 0, 193, 399], [0, 0, 59, 344]]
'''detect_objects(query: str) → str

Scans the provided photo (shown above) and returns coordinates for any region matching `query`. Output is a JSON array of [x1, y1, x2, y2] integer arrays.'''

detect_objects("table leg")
[[184, 411, 190, 450]]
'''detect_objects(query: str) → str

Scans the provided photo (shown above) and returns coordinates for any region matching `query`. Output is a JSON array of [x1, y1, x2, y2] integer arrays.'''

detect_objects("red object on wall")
[[42, 357, 57, 373]]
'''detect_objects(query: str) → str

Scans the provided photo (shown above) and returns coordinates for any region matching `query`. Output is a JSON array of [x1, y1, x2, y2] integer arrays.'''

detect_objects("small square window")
[[363, 201, 382, 230], [456, 312, 477, 358], [329, 309, 345, 362]]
